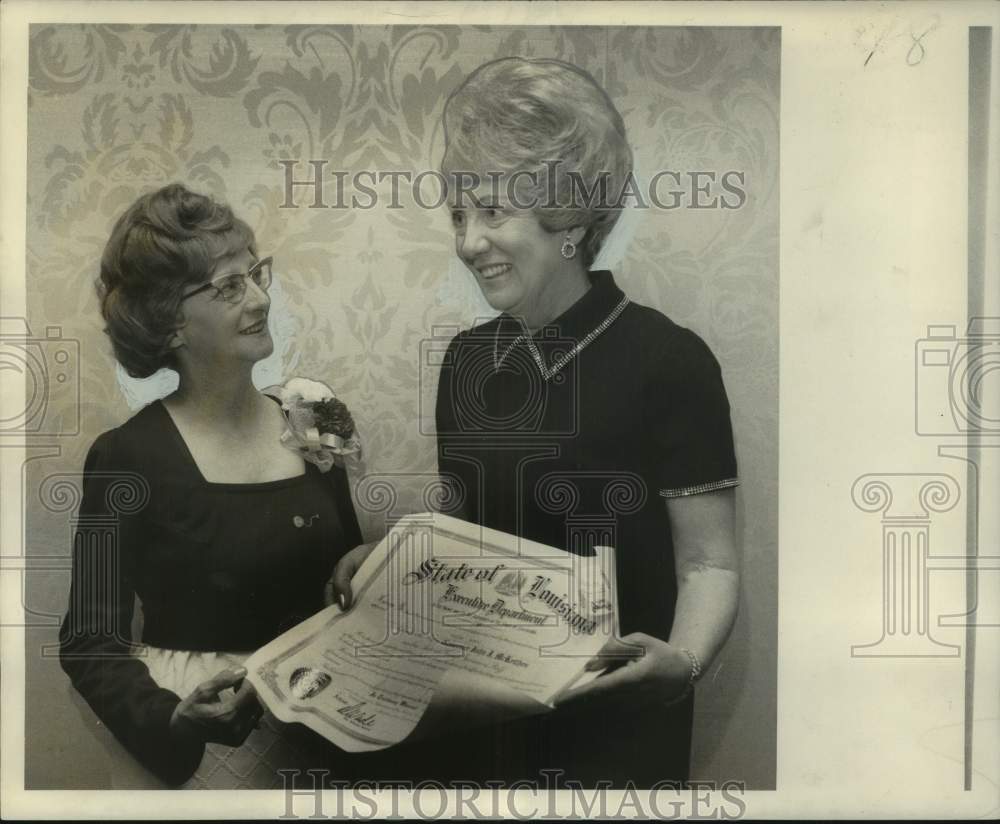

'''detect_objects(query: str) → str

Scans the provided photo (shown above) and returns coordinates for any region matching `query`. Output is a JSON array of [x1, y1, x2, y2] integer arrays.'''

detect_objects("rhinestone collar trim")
[[492, 295, 630, 381]]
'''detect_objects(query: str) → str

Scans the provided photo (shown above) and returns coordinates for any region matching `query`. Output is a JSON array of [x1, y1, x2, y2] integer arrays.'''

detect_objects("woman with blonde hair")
[[336, 57, 740, 787]]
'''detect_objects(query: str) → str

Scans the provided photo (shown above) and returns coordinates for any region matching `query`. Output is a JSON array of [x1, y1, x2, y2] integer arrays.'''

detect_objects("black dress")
[[423, 270, 739, 787], [59, 399, 363, 785]]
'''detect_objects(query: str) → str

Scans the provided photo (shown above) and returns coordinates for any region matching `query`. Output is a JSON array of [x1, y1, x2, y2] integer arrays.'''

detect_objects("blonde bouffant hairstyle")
[[441, 57, 633, 268]]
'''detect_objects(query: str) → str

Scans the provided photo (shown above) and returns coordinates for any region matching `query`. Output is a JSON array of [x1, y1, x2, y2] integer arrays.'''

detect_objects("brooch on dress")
[[265, 377, 362, 472]]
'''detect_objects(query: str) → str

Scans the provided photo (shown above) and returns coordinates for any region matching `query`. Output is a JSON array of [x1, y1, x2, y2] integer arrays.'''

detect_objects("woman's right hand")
[[329, 541, 378, 610], [168, 667, 262, 747]]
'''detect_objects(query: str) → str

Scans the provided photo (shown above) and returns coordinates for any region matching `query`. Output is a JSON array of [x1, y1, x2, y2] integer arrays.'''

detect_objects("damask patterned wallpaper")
[[24, 25, 778, 788]]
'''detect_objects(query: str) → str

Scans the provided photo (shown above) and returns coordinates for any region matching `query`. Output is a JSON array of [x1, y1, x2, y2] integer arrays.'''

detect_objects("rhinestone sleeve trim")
[[658, 478, 740, 498]]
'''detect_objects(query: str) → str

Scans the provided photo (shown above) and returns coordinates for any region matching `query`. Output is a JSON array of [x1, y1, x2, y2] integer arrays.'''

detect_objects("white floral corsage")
[[265, 377, 362, 473]]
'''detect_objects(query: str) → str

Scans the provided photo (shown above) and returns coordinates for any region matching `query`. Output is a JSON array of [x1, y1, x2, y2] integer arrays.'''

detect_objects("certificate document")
[[245, 513, 618, 752]]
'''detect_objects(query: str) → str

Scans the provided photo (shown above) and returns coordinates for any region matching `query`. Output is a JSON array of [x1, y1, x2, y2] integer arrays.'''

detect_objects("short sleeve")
[[59, 430, 204, 785], [644, 329, 739, 498]]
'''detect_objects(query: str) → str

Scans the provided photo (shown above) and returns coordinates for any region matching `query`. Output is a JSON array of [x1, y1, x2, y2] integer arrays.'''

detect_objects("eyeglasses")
[[181, 256, 273, 305]]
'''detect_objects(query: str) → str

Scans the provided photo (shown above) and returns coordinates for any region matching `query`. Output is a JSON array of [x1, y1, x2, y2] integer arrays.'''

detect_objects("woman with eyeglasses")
[[59, 183, 364, 788]]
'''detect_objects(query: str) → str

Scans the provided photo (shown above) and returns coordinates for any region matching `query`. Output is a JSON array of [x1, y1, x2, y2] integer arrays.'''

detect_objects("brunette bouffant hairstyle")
[[98, 183, 255, 377]]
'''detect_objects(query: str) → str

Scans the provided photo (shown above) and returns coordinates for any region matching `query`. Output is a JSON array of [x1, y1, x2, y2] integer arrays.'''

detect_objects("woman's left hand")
[[554, 633, 694, 709], [325, 541, 379, 609]]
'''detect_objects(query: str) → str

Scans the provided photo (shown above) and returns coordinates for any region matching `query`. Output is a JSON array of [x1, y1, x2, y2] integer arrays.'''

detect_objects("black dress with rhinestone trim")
[[431, 269, 739, 786], [339, 270, 739, 788]]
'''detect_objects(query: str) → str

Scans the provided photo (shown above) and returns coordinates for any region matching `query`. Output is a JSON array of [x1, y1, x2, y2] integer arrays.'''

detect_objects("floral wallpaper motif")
[[26, 25, 779, 788]]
